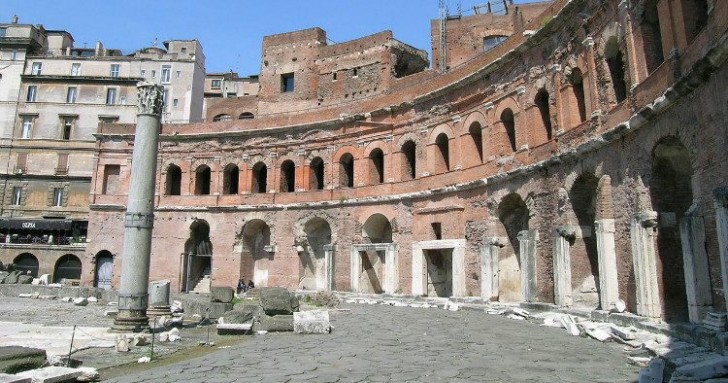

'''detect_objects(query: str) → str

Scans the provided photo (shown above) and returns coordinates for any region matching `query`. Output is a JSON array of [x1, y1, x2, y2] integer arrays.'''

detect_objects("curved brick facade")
[[88, 0, 728, 324]]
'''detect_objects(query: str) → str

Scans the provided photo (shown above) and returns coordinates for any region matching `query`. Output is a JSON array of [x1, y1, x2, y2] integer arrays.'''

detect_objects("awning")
[[0, 219, 73, 231]]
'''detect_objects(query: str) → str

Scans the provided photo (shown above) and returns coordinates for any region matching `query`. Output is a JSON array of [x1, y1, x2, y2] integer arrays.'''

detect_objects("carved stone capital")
[[714, 187, 728, 208], [136, 82, 164, 116], [555, 226, 576, 241], [487, 237, 507, 248], [635, 211, 658, 228]]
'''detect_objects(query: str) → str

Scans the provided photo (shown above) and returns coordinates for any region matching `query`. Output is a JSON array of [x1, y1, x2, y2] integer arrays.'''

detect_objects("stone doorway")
[[570, 174, 601, 309], [298, 218, 333, 291], [497, 193, 528, 302], [350, 244, 398, 294], [182, 220, 213, 293], [651, 138, 689, 322], [94, 250, 113, 290], [240, 219, 271, 287], [425, 249, 453, 297], [411, 239, 466, 297]]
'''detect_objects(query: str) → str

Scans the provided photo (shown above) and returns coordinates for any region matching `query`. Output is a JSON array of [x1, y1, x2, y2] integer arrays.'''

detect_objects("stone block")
[[259, 314, 294, 332], [4, 272, 20, 285], [16, 276, 32, 285], [0, 346, 47, 374], [259, 287, 299, 316], [15, 366, 83, 383], [294, 310, 332, 334], [673, 356, 728, 381], [207, 302, 233, 319], [217, 323, 253, 335], [72, 298, 88, 306], [221, 305, 259, 324], [639, 358, 664, 383], [0, 374, 31, 383], [210, 287, 234, 303]]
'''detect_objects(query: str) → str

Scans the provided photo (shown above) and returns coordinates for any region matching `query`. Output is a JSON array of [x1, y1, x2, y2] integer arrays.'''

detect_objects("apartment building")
[[0, 17, 205, 284]]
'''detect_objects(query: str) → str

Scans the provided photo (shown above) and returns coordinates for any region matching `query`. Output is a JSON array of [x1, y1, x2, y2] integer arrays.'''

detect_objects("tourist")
[[247, 280, 255, 290], [237, 278, 246, 294]]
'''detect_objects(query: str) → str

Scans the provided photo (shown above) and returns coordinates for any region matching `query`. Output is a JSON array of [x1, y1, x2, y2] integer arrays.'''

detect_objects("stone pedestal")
[[714, 188, 728, 312], [630, 211, 661, 319], [679, 202, 713, 323], [553, 227, 575, 307], [111, 82, 163, 332], [595, 219, 619, 310], [518, 230, 539, 303], [146, 280, 171, 317], [480, 237, 505, 301]]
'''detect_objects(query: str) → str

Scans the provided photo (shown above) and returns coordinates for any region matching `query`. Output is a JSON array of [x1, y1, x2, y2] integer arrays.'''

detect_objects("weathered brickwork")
[[80, 0, 728, 325]]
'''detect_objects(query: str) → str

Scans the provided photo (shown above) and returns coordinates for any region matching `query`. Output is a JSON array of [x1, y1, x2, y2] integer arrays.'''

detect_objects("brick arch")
[[427, 123, 454, 175], [395, 133, 422, 181], [562, 64, 590, 130], [427, 123, 455, 145], [277, 155, 298, 193], [460, 111, 487, 167], [489, 98, 521, 157], [597, 22, 629, 104], [363, 141, 390, 186], [333, 146, 361, 188]]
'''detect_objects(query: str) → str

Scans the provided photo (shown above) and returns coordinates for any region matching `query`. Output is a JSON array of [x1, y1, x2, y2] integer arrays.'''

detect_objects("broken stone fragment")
[[114, 335, 130, 352], [72, 298, 88, 306], [294, 310, 332, 334]]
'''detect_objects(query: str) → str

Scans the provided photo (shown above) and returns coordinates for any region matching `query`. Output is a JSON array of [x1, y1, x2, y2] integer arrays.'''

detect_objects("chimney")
[[11, 15, 18, 24]]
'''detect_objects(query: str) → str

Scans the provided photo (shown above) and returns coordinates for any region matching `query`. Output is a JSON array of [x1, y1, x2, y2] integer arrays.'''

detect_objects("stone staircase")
[[190, 266, 212, 294]]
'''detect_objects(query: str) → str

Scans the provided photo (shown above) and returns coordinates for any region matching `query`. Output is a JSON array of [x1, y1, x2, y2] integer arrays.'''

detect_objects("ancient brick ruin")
[[86, 0, 728, 325]]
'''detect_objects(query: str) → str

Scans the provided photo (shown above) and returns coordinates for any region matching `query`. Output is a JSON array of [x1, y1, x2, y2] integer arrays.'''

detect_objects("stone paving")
[[104, 303, 640, 382]]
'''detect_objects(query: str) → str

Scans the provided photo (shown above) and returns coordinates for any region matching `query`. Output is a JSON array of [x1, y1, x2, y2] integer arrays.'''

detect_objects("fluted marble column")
[[111, 82, 163, 332]]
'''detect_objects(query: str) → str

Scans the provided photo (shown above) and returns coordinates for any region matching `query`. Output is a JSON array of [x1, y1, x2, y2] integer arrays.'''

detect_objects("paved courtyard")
[[104, 303, 640, 383]]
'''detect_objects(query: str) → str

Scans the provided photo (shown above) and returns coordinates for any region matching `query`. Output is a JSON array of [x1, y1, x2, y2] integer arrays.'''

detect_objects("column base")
[[146, 305, 172, 317], [110, 310, 149, 333]]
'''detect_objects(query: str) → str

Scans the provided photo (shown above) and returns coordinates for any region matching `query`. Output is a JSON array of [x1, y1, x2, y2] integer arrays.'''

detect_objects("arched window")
[[310, 157, 325, 190], [435, 133, 450, 172], [641, 0, 664, 74], [239, 112, 254, 120], [484, 35, 508, 52], [165, 164, 182, 195], [252, 162, 267, 193], [605, 37, 627, 103], [223, 164, 239, 194], [501, 108, 516, 152], [280, 160, 295, 193], [212, 114, 232, 122], [535, 89, 552, 141], [54, 254, 82, 283], [14, 253, 39, 277], [681, 0, 708, 44], [570, 69, 587, 125], [469, 122, 483, 163], [369, 148, 384, 184], [195, 165, 211, 195], [339, 153, 354, 188], [401, 140, 416, 180]]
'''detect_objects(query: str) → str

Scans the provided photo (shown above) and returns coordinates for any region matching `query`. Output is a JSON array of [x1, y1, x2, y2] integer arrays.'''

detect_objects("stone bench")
[[216, 323, 252, 335]]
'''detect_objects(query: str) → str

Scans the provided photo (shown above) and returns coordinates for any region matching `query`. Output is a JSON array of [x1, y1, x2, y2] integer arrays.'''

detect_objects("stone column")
[[324, 244, 335, 291], [630, 211, 661, 319], [480, 237, 505, 301], [411, 243, 425, 296], [714, 187, 728, 311], [349, 245, 361, 293], [518, 230, 539, 303], [384, 243, 398, 294], [680, 201, 713, 323], [595, 219, 619, 310], [553, 227, 575, 308], [147, 280, 171, 317], [112, 82, 163, 332]]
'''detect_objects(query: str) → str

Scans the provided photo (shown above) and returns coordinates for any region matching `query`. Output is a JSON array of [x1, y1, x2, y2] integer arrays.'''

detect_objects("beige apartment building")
[[0, 17, 205, 285]]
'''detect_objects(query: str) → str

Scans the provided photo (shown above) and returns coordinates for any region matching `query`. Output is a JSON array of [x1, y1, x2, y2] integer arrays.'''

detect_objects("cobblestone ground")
[[104, 304, 640, 383]]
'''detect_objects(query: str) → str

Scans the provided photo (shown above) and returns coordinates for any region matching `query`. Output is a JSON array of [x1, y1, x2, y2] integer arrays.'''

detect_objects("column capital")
[[634, 211, 658, 228], [137, 82, 164, 116], [555, 226, 576, 241], [714, 187, 728, 208]]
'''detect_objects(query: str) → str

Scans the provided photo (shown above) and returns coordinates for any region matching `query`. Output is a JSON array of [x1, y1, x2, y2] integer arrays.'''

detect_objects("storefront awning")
[[0, 219, 73, 231]]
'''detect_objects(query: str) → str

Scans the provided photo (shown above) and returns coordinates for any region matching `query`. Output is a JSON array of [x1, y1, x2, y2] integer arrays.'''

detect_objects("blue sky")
[[2, 1, 541, 76]]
